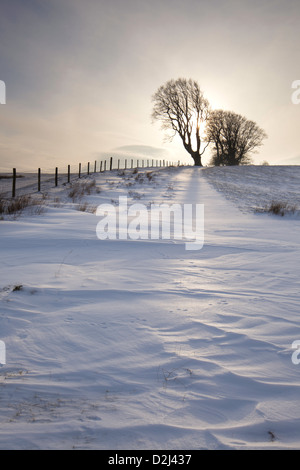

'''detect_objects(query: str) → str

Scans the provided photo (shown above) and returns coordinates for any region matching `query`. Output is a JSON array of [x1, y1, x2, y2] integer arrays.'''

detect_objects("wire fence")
[[0, 157, 184, 199]]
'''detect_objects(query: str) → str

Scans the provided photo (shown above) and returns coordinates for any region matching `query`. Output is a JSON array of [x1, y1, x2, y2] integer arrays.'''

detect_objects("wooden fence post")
[[100, 161, 103, 172], [67, 165, 70, 183], [104, 160, 106, 171], [110, 157, 113, 171], [12, 168, 16, 198], [94, 161, 97, 173], [87, 162, 90, 175], [79, 163, 81, 178], [38, 168, 41, 192], [55, 167, 58, 187], [125, 159, 127, 169]]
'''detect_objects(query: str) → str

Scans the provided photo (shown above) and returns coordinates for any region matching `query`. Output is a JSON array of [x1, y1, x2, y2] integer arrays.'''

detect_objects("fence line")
[[2, 157, 184, 198]]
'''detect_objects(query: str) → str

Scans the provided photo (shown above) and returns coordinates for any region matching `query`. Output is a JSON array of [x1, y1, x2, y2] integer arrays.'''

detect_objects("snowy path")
[[0, 167, 300, 449]]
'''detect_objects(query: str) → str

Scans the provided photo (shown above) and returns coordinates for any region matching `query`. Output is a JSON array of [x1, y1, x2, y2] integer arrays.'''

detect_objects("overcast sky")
[[0, 0, 299, 171]]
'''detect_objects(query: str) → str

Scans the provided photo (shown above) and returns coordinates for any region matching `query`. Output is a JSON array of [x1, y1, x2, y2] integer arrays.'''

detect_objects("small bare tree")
[[206, 110, 267, 166], [152, 78, 210, 166]]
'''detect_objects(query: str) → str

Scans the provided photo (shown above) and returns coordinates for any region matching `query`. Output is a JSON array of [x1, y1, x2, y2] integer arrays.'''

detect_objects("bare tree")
[[206, 110, 267, 166], [151, 78, 210, 166]]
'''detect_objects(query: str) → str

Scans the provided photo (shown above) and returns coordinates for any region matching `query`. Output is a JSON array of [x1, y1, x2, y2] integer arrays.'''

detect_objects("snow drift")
[[0, 165, 299, 450]]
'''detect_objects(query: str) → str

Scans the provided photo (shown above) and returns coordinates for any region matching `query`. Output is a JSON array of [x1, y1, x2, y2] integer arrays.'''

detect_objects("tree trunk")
[[192, 152, 202, 166], [182, 138, 202, 166]]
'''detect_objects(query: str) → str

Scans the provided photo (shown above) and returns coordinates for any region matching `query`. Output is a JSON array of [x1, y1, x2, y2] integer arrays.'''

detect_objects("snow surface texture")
[[203, 165, 300, 215], [0, 165, 300, 450]]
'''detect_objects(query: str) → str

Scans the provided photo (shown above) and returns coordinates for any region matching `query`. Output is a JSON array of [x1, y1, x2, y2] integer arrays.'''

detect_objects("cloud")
[[112, 145, 169, 157]]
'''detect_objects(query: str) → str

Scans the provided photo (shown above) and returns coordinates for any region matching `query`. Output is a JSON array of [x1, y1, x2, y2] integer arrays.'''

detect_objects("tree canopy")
[[205, 110, 267, 166], [152, 78, 210, 166], [151, 78, 267, 167]]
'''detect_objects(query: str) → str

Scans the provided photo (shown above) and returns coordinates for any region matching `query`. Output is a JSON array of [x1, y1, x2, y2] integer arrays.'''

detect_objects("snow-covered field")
[[0, 165, 300, 450], [202, 165, 300, 215]]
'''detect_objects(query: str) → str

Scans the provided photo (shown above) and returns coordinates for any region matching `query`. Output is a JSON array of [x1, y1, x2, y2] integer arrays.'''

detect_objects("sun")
[[189, 112, 208, 145]]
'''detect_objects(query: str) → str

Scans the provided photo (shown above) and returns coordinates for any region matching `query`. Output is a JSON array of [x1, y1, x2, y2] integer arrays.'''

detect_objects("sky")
[[0, 0, 299, 171]]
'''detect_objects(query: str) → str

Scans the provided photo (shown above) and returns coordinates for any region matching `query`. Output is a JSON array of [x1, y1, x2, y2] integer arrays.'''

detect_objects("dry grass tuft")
[[266, 201, 297, 216], [0, 195, 45, 217], [68, 179, 96, 202]]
